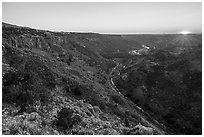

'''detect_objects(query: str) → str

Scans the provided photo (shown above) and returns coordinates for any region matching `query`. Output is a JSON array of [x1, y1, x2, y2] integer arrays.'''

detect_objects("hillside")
[[2, 22, 167, 135], [113, 39, 202, 134], [2, 22, 201, 135]]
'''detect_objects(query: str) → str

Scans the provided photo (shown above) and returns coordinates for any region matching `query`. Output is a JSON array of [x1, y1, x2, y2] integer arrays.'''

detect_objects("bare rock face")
[[93, 105, 102, 117], [27, 112, 42, 123], [121, 123, 153, 135], [130, 123, 153, 135]]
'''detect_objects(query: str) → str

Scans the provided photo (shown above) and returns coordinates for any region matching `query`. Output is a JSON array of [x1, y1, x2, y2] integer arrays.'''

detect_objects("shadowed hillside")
[[113, 40, 202, 134]]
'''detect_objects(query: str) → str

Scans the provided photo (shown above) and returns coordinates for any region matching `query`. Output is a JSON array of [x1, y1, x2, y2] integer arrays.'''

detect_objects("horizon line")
[[2, 21, 202, 35]]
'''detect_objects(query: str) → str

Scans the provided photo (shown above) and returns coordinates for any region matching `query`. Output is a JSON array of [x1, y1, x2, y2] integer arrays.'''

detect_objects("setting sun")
[[180, 31, 191, 35]]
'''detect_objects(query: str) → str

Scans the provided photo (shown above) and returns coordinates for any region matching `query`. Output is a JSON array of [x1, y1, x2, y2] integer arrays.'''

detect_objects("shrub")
[[110, 94, 125, 105], [73, 85, 83, 96], [3, 70, 22, 86], [71, 114, 83, 126], [2, 46, 56, 112], [2, 68, 52, 112], [54, 108, 82, 131], [2, 84, 33, 112], [55, 108, 73, 131]]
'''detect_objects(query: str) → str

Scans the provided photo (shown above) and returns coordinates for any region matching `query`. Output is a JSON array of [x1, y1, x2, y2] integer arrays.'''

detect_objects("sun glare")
[[180, 31, 191, 35]]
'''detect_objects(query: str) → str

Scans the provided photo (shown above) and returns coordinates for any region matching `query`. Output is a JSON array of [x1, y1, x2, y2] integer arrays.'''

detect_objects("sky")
[[2, 2, 202, 34]]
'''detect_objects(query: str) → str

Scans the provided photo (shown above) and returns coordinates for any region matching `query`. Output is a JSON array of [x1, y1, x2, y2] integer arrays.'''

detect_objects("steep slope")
[[2, 22, 166, 135]]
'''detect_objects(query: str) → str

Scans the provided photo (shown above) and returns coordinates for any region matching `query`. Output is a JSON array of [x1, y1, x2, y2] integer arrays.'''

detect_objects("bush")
[[3, 70, 22, 86], [2, 46, 56, 112], [71, 114, 83, 126], [110, 94, 125, 105], [55, 108, 73, 131], [2, 84, 34, 112], [55, 108, 82, 131], [2, 65, 52, 111], [73, 85, 83, 96]]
